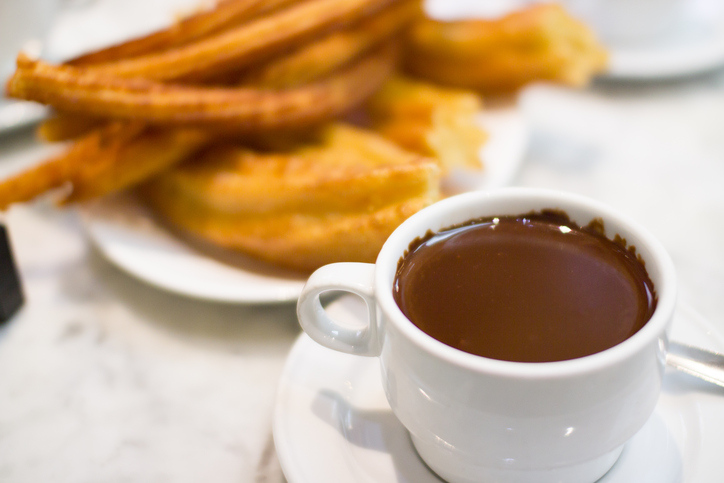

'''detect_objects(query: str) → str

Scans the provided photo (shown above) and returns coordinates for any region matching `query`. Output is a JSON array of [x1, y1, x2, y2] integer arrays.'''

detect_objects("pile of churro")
[[0, 1, 607, 271]]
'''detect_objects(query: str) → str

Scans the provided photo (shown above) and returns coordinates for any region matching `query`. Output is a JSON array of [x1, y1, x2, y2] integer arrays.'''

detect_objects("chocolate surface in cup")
[[393, 210, 657, 363]]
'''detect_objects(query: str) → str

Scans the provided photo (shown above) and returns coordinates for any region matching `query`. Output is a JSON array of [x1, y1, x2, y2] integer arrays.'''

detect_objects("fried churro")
[[68, 0, 302, 66], [403, 4, 607, 92], [0, 122, 146, 210], [240, 0, 420, 88], [366, 76, 486, 172], [35, 1, 413, 143], [63, 128, 211, 204], [36, 112, 104, 142], [78, 0, 400, 81], [141, 124, 440, 271], [9, 44, 397, 132], [0, 122, 212, 209]]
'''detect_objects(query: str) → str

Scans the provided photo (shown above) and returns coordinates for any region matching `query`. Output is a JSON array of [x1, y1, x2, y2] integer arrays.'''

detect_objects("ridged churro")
[[68, 0, 302, 66], [62, 127, 211, 204], [141, 124, 441, 271], [403, 4, 607, 92], [240, 0, 420, 88], [0, 122, 213, 209], [366, 76, 486, 172], [36, 112, 104, 142], [9, 45, 397, 132], [0, 122, 145, 210], [153, 124, 436, 215], [79, 0, 400, 81]]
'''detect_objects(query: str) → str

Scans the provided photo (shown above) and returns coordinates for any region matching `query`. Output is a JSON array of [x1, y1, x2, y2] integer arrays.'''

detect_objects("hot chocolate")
[[393, 211, 657, 362]]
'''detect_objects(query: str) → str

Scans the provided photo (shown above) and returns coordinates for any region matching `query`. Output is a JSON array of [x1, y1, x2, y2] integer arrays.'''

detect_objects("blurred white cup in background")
[[560, 0, 686, 45]]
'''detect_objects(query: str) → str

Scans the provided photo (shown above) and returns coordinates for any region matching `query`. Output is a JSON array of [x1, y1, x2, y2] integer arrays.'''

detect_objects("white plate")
[[80, 106, 528, 304], [274, 296, 724, 483], [80, 193, 309, 304], [0, 99, 49, 135], [604, 0, 724, 80]]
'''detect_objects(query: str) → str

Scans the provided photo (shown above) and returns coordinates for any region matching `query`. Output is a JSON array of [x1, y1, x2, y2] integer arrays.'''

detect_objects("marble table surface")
[[2, 70, 724, 483]]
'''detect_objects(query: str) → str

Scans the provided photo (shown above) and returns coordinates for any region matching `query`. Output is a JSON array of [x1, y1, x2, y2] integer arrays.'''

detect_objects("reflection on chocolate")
[[393, 211, 657, 363]]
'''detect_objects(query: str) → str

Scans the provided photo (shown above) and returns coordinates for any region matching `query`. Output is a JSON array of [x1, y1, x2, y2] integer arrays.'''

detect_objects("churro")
[[0, 122, 145, 210], [36, 112, 104, 142], [8, 45, 397, 132], [79, 0, 400, 81], [63, 128, 211, 204], [141, 124, 440, 271], [403, 4, 607, 92], [366, 76, 486, 172], [240, 0, 420, 88], [68, 0, 302, 66]]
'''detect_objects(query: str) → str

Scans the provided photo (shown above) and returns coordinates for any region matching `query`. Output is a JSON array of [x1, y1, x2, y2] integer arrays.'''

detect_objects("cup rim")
[[375, 188, 677, 378]]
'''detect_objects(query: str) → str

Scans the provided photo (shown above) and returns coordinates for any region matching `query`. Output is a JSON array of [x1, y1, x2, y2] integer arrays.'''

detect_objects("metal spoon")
[[667, 341, 724, 388]]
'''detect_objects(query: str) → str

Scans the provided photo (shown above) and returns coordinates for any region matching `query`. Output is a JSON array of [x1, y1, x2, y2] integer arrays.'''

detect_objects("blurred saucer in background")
[[601, 0, 724, 80]]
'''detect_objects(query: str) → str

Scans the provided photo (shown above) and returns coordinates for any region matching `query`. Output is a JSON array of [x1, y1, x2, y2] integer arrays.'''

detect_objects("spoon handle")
[[667, 341, 724, 388]]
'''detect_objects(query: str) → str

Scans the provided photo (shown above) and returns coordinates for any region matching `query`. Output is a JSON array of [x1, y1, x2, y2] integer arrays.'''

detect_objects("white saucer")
[[274, 296, 724, 483], [80, 106, 527, 304], [604, 0, 724, 80]]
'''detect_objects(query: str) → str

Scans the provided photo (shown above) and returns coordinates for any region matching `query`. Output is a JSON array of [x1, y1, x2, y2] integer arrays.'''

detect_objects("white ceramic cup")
[[559, 0, 686, 45], [297, 188, 677, 483]]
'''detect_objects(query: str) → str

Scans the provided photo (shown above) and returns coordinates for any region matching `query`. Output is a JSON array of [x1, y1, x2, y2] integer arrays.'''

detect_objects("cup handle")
[[297, 262, 380, 357]]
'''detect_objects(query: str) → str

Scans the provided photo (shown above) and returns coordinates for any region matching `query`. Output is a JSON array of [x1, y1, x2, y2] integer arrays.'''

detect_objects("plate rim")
[[79, 197, 307, 305]]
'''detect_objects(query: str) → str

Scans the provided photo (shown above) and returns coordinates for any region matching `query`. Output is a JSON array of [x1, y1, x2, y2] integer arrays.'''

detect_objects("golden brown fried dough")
[[0, 123, 212, 209], [141, 124, 441, 271], [149, 124, 437, 214], [403, 4, 608, 92], [240, 0, 420, 88], [62, 128, 212, 204], [68, 0, 302, 66], [34, 2, 414, 144], [77, 0, 400, 81], [366, 76, 487, 172], [0, 122, 145, 210], [145, 195, 435, 272], [36, 112, 105, 142], [7, 45, 397, 132]]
